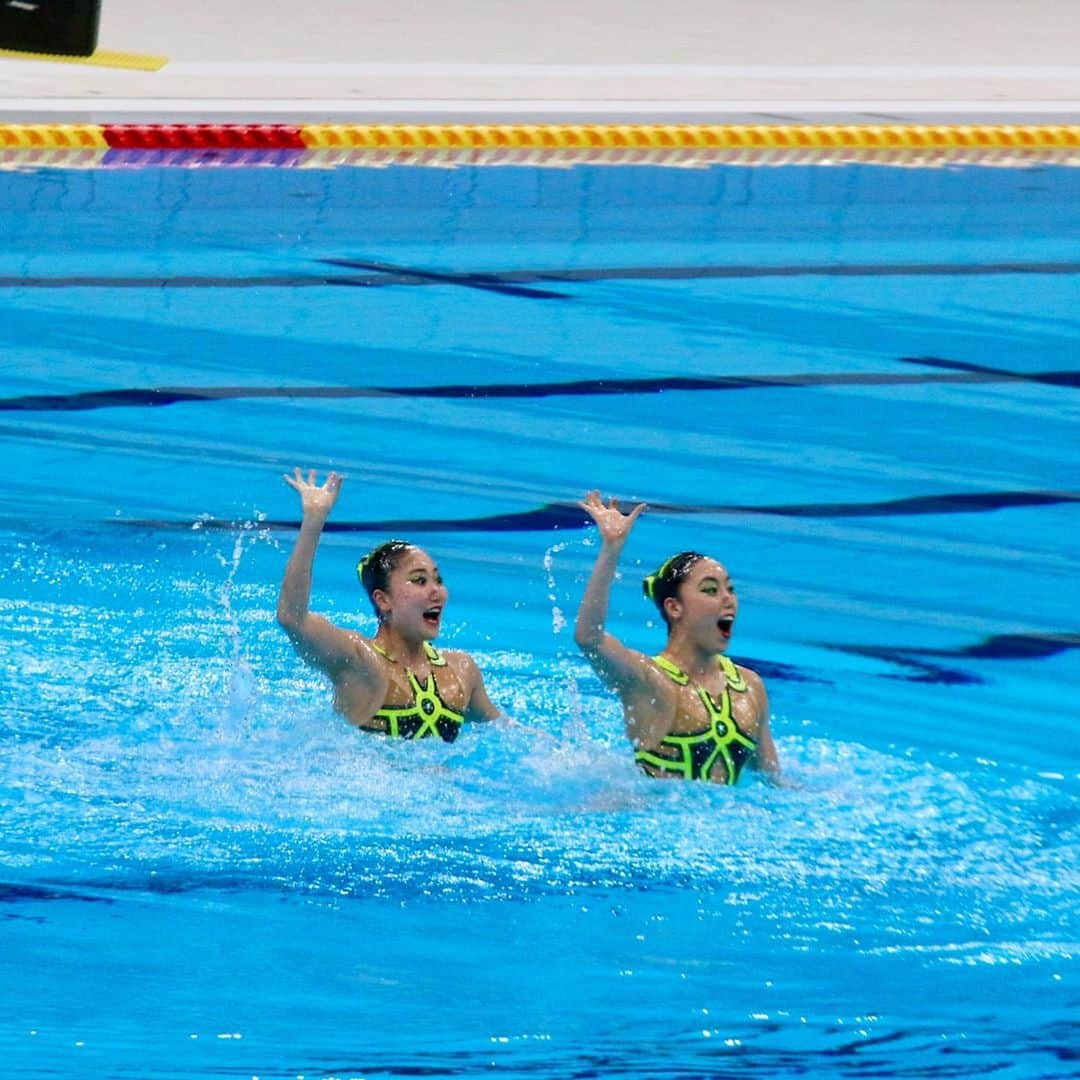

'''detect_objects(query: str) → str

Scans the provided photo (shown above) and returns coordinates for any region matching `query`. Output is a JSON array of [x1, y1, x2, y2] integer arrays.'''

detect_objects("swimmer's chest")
[[663, 674, 758, 738], [380, 659, 469, 711]]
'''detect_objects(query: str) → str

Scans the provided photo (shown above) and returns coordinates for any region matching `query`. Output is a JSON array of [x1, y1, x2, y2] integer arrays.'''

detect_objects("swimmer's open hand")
[[578, 489, 646, 546], [284, 468, 343, 518]]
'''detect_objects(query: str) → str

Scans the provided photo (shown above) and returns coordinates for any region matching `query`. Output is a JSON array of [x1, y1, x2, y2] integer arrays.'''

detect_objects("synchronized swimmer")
[[574, 491, 781, 785], [277, 469, 500, 741], [277, 471, 781, 784]]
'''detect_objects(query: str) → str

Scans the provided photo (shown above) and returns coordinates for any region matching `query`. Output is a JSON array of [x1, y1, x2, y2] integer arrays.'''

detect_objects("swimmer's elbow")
[[276, 601, 305, 636], [573, 621, 603, 652]]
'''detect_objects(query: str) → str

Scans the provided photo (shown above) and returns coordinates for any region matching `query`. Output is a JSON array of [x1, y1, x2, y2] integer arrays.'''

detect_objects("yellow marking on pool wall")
[[299, 124, 1080, 151], [0, 47, 167, 70], [0, 124, 109, 149]]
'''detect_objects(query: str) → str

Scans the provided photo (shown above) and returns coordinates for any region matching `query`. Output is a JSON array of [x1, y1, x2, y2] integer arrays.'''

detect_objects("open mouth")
[[718, 616, 734, 636], [423, 607, 442, 627]]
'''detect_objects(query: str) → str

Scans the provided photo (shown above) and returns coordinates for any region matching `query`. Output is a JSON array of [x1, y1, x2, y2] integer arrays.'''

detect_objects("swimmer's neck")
[[662, 635, 725, 681], [372, 626, 433, 668]]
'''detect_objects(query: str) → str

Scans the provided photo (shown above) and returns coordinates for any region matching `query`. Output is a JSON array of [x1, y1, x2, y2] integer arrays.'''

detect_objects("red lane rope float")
[[100, 124, 306, 150]]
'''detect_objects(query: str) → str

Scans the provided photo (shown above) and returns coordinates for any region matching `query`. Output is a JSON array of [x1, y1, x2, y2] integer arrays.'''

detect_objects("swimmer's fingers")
[[607, 495, 645, 518], [283, 467, 343, 489], [282, 466, 306, 492], [609, 500, 646, 540], [283, 468, 343, 513], [577, 490, 607, 522], [322, 471, 344, 505], [578, 491, 646, 542]]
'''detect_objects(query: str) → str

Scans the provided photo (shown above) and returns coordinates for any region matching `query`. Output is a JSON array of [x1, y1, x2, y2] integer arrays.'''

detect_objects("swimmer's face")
[[664, 557, 738, 650], [373, 547, 448, 639]]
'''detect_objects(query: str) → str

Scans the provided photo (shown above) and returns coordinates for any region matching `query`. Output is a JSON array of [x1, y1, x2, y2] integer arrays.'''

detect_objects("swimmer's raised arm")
[[276, 469, 380, 685], [574, 490, 650, 690]]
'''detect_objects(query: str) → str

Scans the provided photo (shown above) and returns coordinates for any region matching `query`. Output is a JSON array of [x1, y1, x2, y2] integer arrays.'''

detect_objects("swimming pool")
[[1, 156, 1078, 1079]]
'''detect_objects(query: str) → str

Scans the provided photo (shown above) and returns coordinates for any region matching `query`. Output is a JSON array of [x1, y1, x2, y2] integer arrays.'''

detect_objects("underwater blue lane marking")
[[2, 367, 1077, 412], [676, 490, 1080, 518], [115, 505, 591, 534], [0, 882, 114, 905], [319, 258, 570, 300], [109, 490, 1080, 537], [1, 260, 1076, 291], [734, 657, 829, 684], [523, 261, 1080, 282], [825, 632, 1080, 684], [954, 632, 1080, 660], [0, 275, 354, 289], [1, 388, 220, 411], [901, 355, 1080, 389]]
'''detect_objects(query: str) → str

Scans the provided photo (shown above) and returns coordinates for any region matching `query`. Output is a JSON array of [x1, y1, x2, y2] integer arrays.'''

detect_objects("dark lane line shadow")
[[900, 355, 1080, 389], [3, 362, 1077, 413], [111, 489, 1080, 537], [318, 258, 570, 300], [824, 632, 1080, 684], [3, 259, 1076, 292], [0, 882, 115, 906]]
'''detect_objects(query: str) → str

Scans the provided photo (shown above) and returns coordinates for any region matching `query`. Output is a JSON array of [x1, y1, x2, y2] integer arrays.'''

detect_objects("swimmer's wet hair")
[[643, 551, 706, 624], [357, 539, 413, 616]]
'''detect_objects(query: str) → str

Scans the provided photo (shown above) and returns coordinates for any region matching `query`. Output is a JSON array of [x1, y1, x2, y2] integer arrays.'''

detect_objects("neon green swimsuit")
[[635, 654, 757, 784], [362, 642, 465, 743]]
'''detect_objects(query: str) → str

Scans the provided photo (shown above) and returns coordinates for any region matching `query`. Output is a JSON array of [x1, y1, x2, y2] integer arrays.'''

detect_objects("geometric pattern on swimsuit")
[[365, 641, 465, 742], [634, 653, 757, 784]]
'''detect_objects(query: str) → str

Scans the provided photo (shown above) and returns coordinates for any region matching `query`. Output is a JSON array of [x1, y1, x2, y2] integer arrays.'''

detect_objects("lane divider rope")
[[0, 123, 1077, 159]]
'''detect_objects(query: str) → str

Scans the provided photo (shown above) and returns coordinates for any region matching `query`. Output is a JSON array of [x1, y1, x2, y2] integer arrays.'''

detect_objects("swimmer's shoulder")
[[731, 658, 762, 686], [627, 651, 682, 704], [344, 630, 377, 658], [728, 659, 769, 722], [332, 631, 391, 683], [433, 645, 478, 675]]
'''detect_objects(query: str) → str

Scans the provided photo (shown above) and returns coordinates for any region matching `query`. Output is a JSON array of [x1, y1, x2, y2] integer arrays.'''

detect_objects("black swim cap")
[[642, 551, 706, 622], [356, 539, 413, 614]]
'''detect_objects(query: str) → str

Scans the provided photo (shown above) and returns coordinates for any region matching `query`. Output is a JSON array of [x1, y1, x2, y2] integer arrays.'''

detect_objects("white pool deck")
[[0, 0, 1078, 125]]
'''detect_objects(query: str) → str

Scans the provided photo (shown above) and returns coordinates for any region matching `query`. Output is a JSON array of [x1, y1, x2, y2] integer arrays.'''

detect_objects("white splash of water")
[[542, 538, 573, 636], [214, 511, 269, 735]]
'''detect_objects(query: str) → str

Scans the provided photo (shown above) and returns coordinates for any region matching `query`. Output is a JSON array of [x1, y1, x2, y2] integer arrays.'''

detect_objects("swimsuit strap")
[[652, 653, 748, 694], [653, 654, 689, 685], [423, 641, 448, 666], [717, 653, 747, 692], [370, 639, 446, 664], [370, 639, 448, 667]]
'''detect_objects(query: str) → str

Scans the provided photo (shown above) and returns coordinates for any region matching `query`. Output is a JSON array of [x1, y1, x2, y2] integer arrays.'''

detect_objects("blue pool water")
[[1, 159, 1078, 1079]]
